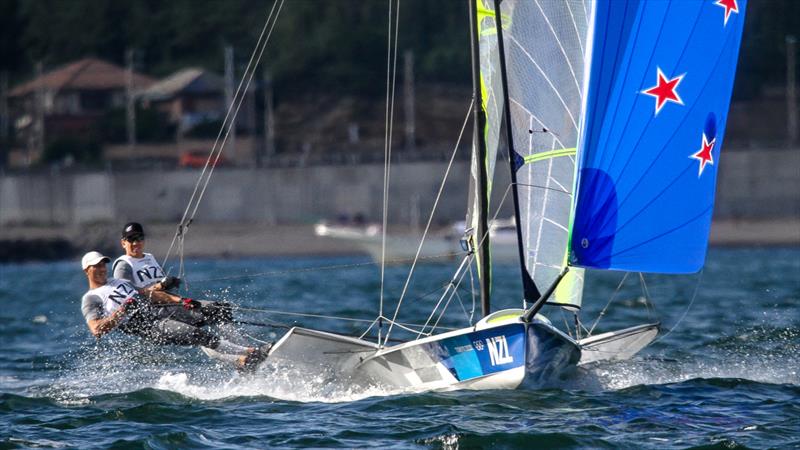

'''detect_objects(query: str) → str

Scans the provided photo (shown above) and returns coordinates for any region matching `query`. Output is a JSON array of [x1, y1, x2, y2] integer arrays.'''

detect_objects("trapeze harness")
[[113, 253, 165, 289]]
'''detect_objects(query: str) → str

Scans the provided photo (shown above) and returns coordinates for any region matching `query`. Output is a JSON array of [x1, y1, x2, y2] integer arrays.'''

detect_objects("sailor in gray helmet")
[[81, 250, 270, 371]]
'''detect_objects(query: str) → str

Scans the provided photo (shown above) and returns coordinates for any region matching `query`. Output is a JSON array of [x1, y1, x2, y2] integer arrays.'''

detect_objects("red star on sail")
[[690, 133, 716, 177], [715, 0, 739, 26], [641, 67, 685, 116]]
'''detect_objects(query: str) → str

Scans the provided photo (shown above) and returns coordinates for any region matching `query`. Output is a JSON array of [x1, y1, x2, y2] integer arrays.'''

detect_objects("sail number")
[[485, 335, 513, 366]]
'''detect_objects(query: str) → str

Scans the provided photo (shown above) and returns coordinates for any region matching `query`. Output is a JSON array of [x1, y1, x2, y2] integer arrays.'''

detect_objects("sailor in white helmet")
[[80, 250, 270, 371]]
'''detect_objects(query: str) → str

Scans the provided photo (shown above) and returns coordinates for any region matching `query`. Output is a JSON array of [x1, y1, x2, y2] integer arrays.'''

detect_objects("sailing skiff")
[[255, 0, 747, 391]]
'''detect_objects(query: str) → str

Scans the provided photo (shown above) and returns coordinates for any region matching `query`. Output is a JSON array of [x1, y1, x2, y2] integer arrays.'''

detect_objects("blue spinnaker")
[[570, 0, 746, 273]]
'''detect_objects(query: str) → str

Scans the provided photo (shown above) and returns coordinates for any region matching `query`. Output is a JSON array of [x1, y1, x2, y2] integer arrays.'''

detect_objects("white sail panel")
[[498, 0, 591, 308], [467, 0, 505, 283]]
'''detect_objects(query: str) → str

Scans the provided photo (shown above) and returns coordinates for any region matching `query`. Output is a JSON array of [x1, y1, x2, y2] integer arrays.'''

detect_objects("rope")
[[466, 254, 476, 325], [651, 269, 704, 345], [378, 0, 401, 346], [416, 253, 474, 338], [382, 99, 473, 346], [163, 0, 285, 268], [235, 306, 380, 324], [426, 259, 474, 337], [588, 272, 629, 335], [639, 272, 659, 320], [185, 251, 463, 285], [233, 305, 456, 332]]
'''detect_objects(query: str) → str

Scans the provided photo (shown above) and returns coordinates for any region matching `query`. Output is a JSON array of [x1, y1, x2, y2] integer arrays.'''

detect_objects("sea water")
[[0, 247, 797, 448]]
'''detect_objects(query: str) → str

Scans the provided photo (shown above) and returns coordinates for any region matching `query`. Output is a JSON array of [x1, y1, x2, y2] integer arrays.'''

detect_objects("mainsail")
[[485, 0, 592, 308], [466, 0, 506, 312], [570, 0, 747, 273]]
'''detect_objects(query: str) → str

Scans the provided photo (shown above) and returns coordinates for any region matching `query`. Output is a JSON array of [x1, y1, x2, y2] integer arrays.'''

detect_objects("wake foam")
[[571, 325, 800, 390], [154, 361, 394, 403], [46, 324, 799, 403], [46, 338, 398, 404]]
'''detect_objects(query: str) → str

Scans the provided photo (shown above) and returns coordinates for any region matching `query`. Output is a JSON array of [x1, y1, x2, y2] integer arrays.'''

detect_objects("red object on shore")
[[179, 150, 227, 168]]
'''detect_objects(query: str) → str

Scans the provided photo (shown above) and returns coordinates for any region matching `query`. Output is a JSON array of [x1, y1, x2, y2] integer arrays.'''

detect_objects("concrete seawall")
[[1, 149, 798, 260], [2, 149, 799, 226]]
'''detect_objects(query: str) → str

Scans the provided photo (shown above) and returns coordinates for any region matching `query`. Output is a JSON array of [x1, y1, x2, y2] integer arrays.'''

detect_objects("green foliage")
[[735, 0, 800, 99], [0, 0, 794, 99], [4, 0, 471, 92], [42, 137, 101, 165]]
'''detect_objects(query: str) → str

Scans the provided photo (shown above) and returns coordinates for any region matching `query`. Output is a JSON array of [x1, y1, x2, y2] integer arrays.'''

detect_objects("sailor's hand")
[[121, 296, 139, 314], [182, 297, 201, 310], [160, 276, 181, 290]]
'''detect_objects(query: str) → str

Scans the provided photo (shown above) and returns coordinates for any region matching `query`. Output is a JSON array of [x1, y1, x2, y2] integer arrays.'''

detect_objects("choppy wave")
[[1, 250, 799, 448]]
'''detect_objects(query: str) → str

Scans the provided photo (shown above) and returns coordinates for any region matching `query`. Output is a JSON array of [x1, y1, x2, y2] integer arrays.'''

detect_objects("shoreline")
[[1, 219, 798, 263]]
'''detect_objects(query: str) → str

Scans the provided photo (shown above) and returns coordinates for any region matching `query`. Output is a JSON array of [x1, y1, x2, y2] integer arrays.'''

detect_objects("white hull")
[[314, 223, 519, 264], [266, 309, 585, 392], [577, 322, 660, 365], [263, 308, 659, 393]]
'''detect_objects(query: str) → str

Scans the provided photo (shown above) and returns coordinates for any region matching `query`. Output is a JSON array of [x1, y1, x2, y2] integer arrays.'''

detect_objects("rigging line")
[[186, 251, 464, 284], [452, 289, 471, 328], [236, 316, 291, 329], [651, 269, 703, 345], [428, 261, 473, 337], [467, 255, 476, 325], [379, 0, 401, 344], [163, 0, 282, 266], [639, 272, 654, 320], [640, 272, 660, 320], [560, 309, 573, 338], [417, 253, 474, 338], [234, 306, 376, 323], [514, 181, 571, 195], [233, 305, 457, 331], [240, 332, 274, 345], [588, 271, 629, 335], [465, 180, 515, 314], [384, 319, 430, 336], [383, 99, 474, 346], [358, 317, 379, 340], [185, 0, 285, 227], [468, 169, 514, 265]]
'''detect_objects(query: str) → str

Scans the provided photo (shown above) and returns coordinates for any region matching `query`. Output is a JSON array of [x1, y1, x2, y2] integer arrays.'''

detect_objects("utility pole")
[[787, 35, 798, 146], [126, 48, 137, 158], [31, 61, 45, 167], [403, 50, 416, 153], [263, 68, 275, 166], [224, 45, 237, 161], [0, 71, 8, 170]]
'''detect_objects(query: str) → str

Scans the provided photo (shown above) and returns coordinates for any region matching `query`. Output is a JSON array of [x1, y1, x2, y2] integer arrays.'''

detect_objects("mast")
[[468, 0, 492, 317], [492, 0, 541, 302]]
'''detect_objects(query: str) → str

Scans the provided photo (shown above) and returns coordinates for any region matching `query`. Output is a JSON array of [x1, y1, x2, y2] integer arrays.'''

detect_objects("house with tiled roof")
[[8, 58, 154, 165], [10, 57, 154, 114], [139, 67, 227, 133]]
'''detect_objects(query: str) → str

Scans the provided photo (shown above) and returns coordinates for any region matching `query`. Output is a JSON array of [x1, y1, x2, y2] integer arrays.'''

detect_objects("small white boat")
[[313, 218, 519, 264], [314, 222, 459, 263]]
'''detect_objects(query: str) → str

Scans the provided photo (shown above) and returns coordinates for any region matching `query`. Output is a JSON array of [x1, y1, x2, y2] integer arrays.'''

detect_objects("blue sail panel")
[[569, 0, 747, 273]]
